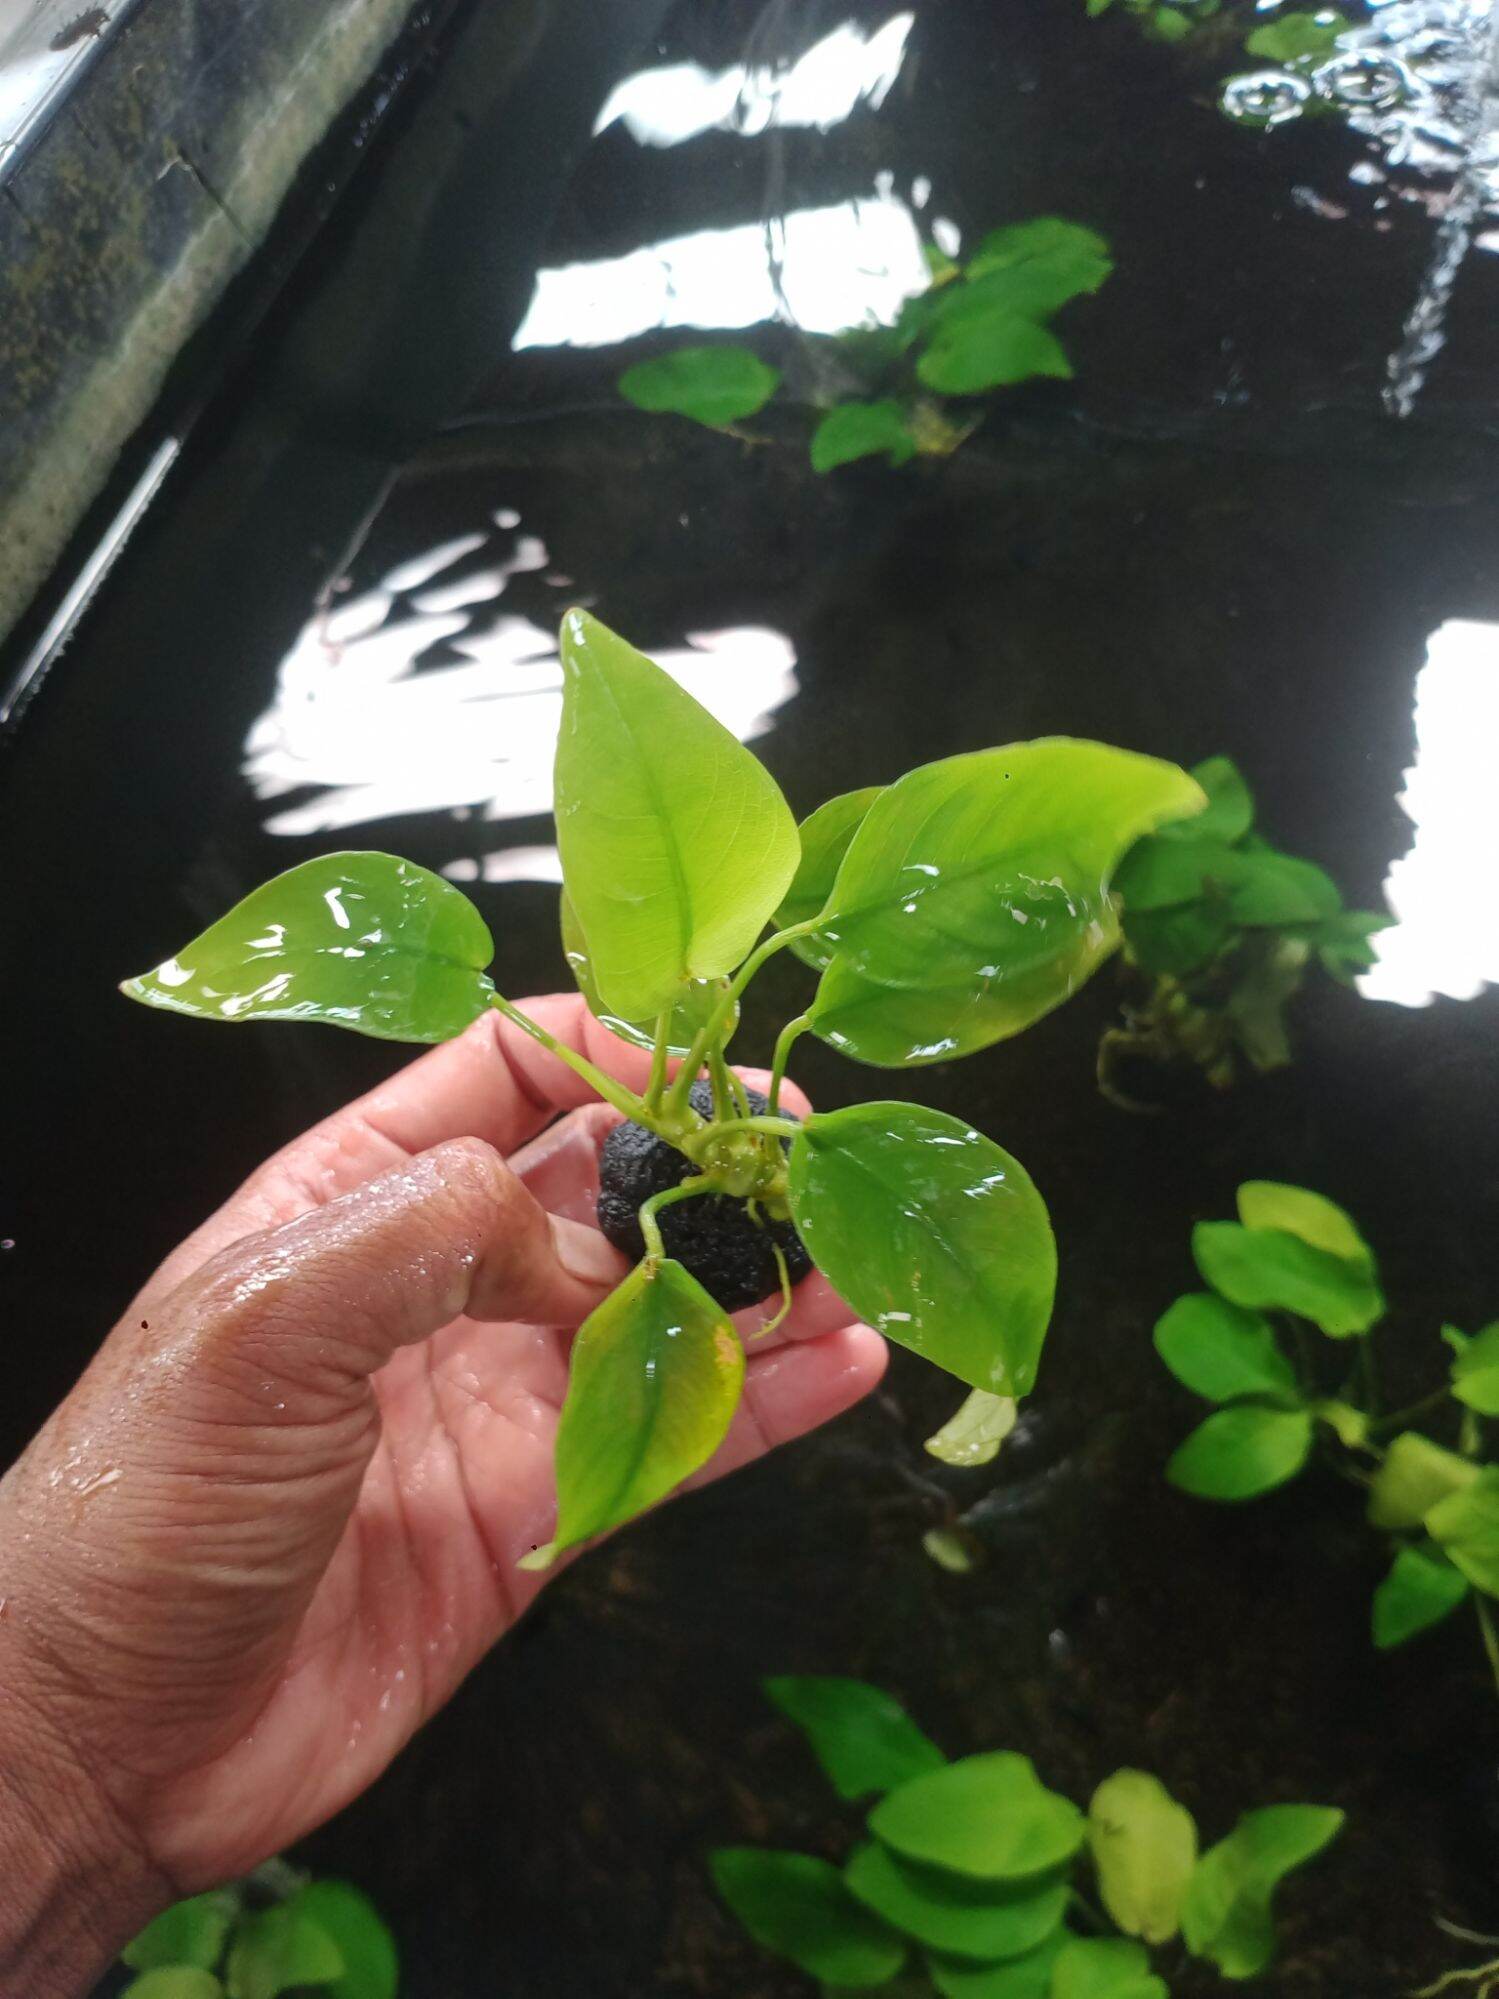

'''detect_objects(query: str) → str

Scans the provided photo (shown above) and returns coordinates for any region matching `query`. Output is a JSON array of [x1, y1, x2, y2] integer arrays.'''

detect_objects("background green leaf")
[[1122, 901, 1232, 977], [1367, 1432, 1479, 1531], [1426, 1470, 1499, 1596], [1152, 755, 1253, 845], [526, 1258, 744, 1566], [1447, 1322, 1499, 1415], [1244, 10, 1348, 61], [1153, 1293, 1299, 1403], [928, 1935, 1064, 1998], [811, 401, 917, 472], [1180, 1805, 1342, 1979], [1220, 848, 1341, 928], [764, 1676, 946, 1801], [560, 890, 734, 1055], [777, 788, 885, 967], [554, 610, 800, 1021], [124, 1894, 239, 1972], [1087, 1769, 1198, 1944], [1166, 1404, 1313, 1500], [845, 1842, 1069, 1960], [925, 1389, 1018, 1467], [1113, 833, 1241, 913], [869, 1753, 1086, 1882], [1192, 1221, 1383, 1337], [788, 1104, 1056, 1396], [122, 853, 495, 1044], [961, 218, 1112, 305], [225, 1907, 343, 1999], [917, 316, 1072, 395], [1235, 1182, 1372, 1265], [285, 1882, 398, 1999], [711, 1849, 907, 1987], [1372, 1544, 1469, 1649], [1051, 1936, 1167, 1999], [617, 344, 779, 426], [123, 1973, 225, 1999]]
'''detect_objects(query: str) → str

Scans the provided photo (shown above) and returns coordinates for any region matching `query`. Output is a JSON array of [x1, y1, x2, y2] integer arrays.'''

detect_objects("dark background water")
[[4, 0, 1499, 1992]]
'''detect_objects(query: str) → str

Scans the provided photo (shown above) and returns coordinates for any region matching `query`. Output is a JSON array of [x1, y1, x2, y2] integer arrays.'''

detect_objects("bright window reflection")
[[1360, 618, 1499, 1006]]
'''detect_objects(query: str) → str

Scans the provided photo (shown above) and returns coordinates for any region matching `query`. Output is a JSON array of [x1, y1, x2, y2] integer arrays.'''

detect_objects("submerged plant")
[[124, 610, 1202, 1564], [712, 1676, 1342, 1992], [118, 1861, 396, 1999], [615, 217, 1112, 474], [1099, 755, 1388, 1109], [1155, 1179, 1499, 1695]]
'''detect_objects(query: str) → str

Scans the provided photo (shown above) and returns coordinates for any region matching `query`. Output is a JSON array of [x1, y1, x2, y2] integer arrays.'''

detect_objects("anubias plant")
[[1099, 755, 1388, 1108], [123, 610, 1202, 1566], [1155, 1180, 1499, 1696], [712, 1676, 1342, 1993], [616, 217, 1112, 475], [117, 1861, 396, 1999]]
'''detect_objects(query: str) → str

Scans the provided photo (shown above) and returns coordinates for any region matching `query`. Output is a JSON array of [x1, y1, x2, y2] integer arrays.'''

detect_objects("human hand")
[[0, 998, 885, 1994]]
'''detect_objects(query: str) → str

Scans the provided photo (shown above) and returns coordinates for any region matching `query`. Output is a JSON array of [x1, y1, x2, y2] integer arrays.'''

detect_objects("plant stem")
[[706, 1113, 802, 1143], [488, 993, 650, 1128], [1475, 1595, 1499, 1705], [1369, 1388, 1452, 1439], [663, 922, 820, 1120], [768, 1012, 810, 1115], [708, 1043, 738, 1123], [644, 1010, 672, 1114], [638, 1177, 723, 1261]]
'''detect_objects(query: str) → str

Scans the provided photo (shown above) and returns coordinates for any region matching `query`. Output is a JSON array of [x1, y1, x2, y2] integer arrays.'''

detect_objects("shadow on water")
[[5, 0, 1499, 1992]]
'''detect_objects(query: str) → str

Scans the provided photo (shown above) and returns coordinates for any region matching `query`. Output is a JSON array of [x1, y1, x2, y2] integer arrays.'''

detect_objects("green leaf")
[[917, 316, 1073, 396], [810, 741, 1205, 1064], [124, 1893, 239, 1972], [554, 610, 800, 1021], [225, 1906, 343, 1999], [1145, 7, 1193, 42], [1235, 1183, 1371, 1267], [1426, 1470, 1499, 1596], [1166, 1404, 1313, 1501], [1220, 848, 1341, 928], [1122, 901, 1232, 977], [1192, 1222, 1383, 1338], [928, 1935, 1065, 1998], [284, 1883, 398, 1999], [1181, 1805, 1343, 1979], [121, 853, 495, 1044], [961, 219, 1112, 307], [1372, 1544, 1469, 1649], [1153, 1293, 1299, 1404], [777, 788, 885, 969], [845, 1842, 1069, 1960], [1245, 10, 1348, 62], [1051, 1937, 1167, 1999], [1113, 833, 1242, 914], [1153, 756, 1253, 846], [123, 1974, 225, 1999], [811, 401, 918, 473], [923, 1526, 980, 1574], [617, 344, 779, 426], [925, 1389, 1018, 1467], [1316, 909, 1390, 983], [1447, 1322, 1499, 1416], [1087, 1770, 1199, 1944], [523, 1257, 744, 1568], [1367, 1432, 1480, 1532], [869, 1754, 1086, 1882], [764, 1677, 946, 1801], [710, 1849, 907, 1986], [1223, 937, 1306, 1073], [788, 1103, 1056, 1397], [560, 890, 733, 1055]]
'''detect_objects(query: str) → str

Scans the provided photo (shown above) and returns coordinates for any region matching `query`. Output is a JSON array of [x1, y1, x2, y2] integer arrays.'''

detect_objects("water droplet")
[[1314, 51, 1414, 108], [1221, 69, 1312, 127]]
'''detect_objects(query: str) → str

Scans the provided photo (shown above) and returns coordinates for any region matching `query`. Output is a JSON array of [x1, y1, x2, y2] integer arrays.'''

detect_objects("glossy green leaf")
[[845, 1842, 1069, 1961], [710, 1849, 907, 1986], [1113, 834, 1241, 913], [1181, 1805, 1343, 1979], [810, 741, 1205, 1063], [1446, 1323, 1499, 1416], [928, 1935, 1065, 1999], [1153, 756, 1253, 845], [925, 1389, 1018, 1467], [1051, 1937, 1167, 1999], [1122, 901, 1232, 977], [1372, 1544, 1469, 1649], [1367, 1432, 1480, 1531], [617, 344, 779, 426], [1245, 10, 1348, 61], [765, 1677, 946, 1801], [285, 1883, 398, 1999], [1153, 1293, 1299, 1404], [523, 1257, 744, 1568], [560, 890, 733, 1055], [811, 401, 918, 472], [123, 1974, 225, 1999], [1192, 1222, 1383, 1338], [124, 1893, 239, 1973], [554, 610, 800, 1021], [869, 1753, 1086, 1882], [1087, 1769, 1198, 1944], [777, 788, 885, 969], [1166, 1404, 1313, 1501], [962, 218, 1112, 306], [788, 1103, 1056, 1396], [121, 853, 495, 1044], [917, 316, 1073, 395], [1426, 1470, 1499, 1597], [225, 1907, 343, 1999]]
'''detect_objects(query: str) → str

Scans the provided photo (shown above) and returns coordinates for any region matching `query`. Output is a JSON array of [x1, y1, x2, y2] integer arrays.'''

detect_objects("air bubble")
[[1314, 51, 1416, 107], [1221, 69, 1313, 126]]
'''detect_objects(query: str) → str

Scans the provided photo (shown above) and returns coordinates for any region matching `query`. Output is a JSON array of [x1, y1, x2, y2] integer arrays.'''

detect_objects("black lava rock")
[[597, 1081, 813, 1313]]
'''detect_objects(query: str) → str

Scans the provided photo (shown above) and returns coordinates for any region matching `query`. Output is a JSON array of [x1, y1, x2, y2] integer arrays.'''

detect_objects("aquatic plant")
[[1155, 1179, 1499, 1695], [123, 611, 1202, 1564], [712, 1676, 1342, 1991], [1099, 754, 1388, 1109], [1084, 0, 1221, 46], [615, 217, 1112, 473], [118, 1861, 396, 1999]]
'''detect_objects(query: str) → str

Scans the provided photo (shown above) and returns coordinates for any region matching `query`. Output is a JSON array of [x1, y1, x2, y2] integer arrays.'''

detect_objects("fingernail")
[[551, 1217, 627, 1288]]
